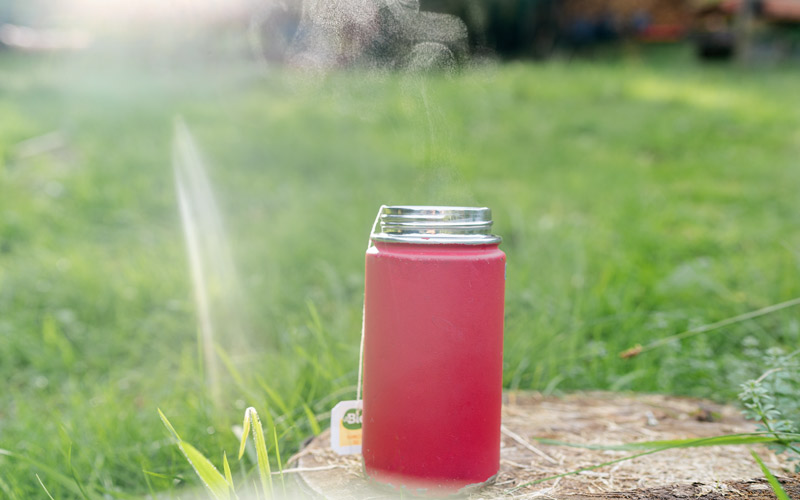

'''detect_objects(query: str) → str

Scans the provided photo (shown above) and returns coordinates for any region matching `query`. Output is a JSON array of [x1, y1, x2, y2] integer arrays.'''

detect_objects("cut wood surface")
[[289, 392, 798, 499]]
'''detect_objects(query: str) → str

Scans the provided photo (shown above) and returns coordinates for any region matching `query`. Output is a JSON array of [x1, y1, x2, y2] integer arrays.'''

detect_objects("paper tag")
[[330, 400, 362, 455]]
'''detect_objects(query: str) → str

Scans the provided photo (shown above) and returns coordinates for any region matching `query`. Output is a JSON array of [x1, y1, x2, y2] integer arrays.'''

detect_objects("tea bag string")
[[356, 205, 385, 410]]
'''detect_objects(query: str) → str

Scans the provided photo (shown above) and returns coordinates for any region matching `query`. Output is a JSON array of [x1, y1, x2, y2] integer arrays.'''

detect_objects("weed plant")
[[739, 348, 800, 471]]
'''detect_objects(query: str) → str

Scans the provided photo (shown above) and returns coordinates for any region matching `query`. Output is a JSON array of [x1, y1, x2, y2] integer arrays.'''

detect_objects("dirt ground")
[[290, 392, 797, 499]]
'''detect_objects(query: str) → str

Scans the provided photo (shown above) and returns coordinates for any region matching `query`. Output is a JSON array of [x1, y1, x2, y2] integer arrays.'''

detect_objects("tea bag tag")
[[330, 400, 362, 455]]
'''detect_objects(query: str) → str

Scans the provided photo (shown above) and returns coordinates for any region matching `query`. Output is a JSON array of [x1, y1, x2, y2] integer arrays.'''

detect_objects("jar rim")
[[370, 205, 502, 245]]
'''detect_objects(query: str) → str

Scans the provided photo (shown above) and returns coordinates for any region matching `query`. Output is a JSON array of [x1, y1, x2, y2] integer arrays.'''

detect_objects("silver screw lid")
[[370, 205, 502, 245]]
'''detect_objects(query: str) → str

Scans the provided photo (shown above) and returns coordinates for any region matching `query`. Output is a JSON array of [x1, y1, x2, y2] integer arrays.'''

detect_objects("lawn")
[[1, 42, 800, 498]]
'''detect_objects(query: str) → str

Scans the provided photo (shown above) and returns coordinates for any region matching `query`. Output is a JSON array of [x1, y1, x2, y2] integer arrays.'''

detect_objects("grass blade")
[[142, 470, 181, 481], [620, 296, 800, 358], [531, 432, 799, 451], [158, 410, 230, 500], [244, 407, 273, 498], [36, 474, 56, 500], [222, 451, 239, 500], [223, 452, 234, 488], [142, 468, 157, 499], [238, 410, 251, 460], [273, 426, 286, 495], [303, 404, 321, 436], [256, 377, 291, 419], [751, 450, 790, 500], [178, 442, 231, 500], [157, 408, 182, 441], [67, 443, 91, 500], [216, 344, 262, 403]]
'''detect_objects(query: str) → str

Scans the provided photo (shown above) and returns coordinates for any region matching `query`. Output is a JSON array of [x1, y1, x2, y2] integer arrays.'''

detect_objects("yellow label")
[[339, 421, 362, 447]]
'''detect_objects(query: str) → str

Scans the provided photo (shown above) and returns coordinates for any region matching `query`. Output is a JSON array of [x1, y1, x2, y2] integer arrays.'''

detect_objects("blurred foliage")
[[422, 0, 560, 57]]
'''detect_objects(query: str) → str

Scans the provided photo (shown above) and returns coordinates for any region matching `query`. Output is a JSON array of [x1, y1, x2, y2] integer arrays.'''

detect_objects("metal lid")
[[370, 205, 501, 245]]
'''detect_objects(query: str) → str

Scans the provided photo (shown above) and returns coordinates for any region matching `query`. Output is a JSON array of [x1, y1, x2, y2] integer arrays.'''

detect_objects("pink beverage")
[[362, 206, 505, 494]]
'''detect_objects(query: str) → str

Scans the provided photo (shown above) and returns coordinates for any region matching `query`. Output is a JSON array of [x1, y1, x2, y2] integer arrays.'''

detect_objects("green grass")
[[1, 40, 800, 497]]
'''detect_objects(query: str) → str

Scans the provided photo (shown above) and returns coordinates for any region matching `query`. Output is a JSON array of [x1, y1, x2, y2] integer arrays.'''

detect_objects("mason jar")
[[362, 205, 505, 494]]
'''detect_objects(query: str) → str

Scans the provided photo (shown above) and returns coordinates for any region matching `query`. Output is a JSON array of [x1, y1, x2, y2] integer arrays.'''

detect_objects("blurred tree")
[[250, 0, 468, 70]]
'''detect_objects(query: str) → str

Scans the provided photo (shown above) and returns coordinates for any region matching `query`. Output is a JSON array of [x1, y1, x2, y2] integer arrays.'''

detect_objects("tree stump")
[[289, 392, 798, 499]]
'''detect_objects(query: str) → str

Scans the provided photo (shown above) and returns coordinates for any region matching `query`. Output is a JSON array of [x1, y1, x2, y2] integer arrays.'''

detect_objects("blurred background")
[[1, 0, 800, 498]]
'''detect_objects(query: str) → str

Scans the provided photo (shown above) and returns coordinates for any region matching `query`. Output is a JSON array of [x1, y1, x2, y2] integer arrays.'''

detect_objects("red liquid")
[[362, 241, 505, 493]]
